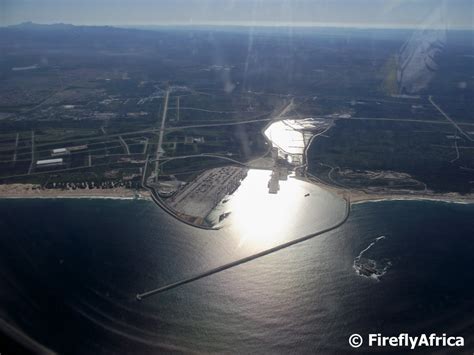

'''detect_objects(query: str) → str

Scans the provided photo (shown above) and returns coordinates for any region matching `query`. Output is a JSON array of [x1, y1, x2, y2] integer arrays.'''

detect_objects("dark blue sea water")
[[0, 199, 473, 354]]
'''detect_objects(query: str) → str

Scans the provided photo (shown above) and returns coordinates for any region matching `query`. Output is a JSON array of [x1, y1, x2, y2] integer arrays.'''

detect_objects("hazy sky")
[[1, 0, 472, 29]]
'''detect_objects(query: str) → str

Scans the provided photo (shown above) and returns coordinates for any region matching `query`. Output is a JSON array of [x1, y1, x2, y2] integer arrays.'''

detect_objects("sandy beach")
[[291, 176, 474, 205], [0, 184, 151, 200], [313, 181, 474, 205], [0, 182, 472, 205], [349, 190, 474, 205]]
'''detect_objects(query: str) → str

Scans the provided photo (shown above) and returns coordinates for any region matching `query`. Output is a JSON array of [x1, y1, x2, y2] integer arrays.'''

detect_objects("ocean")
[[0, 197, 473, 354]]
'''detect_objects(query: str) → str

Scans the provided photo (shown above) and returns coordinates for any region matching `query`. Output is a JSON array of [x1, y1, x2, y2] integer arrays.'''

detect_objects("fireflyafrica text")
[[369, 333, 464, 349]]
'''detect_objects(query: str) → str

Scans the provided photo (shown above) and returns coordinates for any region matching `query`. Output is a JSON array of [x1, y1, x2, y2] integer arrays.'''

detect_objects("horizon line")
[[3, 21, 473, 32]]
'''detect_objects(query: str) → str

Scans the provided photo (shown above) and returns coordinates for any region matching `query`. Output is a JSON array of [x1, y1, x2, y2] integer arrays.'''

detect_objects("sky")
[[1, 0, 473, 29]]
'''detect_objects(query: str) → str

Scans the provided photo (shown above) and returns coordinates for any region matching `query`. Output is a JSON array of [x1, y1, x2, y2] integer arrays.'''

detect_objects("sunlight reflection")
[[229, 170, 301, 249], [264, 120, 306, 155], [213, 169, 342, 252], [206, 118, 344, 253]]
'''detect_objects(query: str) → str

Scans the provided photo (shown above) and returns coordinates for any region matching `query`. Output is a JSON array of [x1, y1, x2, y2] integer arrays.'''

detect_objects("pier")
[[136, 195, 350, 300]]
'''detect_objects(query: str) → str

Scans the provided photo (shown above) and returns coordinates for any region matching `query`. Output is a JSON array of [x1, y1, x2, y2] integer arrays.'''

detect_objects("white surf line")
[[354, 236, 386, 262], [353, 236, 391, 280]]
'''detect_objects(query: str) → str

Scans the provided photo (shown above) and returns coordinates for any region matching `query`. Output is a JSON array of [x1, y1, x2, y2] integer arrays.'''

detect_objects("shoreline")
[[0, 184, 151, 201], [332, 187, 474, 205], [298, 177, 474, 205], [0, 182, 473, 205], [339, 183, 474, 205], [350, 193, 474, 205]]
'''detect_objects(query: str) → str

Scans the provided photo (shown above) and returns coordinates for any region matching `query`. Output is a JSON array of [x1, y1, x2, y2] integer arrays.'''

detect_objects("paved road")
[[118, 136, 130, 155], [429, 95, 474, 141], [168, 107, 241, 114], [450, 133, 460, 163], [1, 117, 273, 154], [27, 131, 35, 174], [151, 153, 251, 168], [154, 89, 170, 178], [157, 89, 170, 157], [1, 159, 145, 180], [350, 116, 474, 126], [176, 96, 180, 122], [12, 133, 19, 162]]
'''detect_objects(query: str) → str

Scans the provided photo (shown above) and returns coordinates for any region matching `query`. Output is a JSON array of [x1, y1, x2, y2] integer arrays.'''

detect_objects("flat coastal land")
[[349, 190, 474, 204], [0, 184, 151, 200], [349, 189, 474, 205], [306, 179, 474, 205], [0, 182, 473, 205]]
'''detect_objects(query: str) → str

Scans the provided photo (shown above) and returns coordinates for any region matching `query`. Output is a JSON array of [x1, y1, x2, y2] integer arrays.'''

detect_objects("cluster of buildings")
[[36, 145, 88, 168], [268, 147, 289, 194], [51, 145, 88, 156], [167, 166, 248, 224]]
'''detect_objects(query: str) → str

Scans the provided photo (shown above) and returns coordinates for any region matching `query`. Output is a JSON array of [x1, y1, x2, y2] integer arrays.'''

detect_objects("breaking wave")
[[353, 236, 392, 281]]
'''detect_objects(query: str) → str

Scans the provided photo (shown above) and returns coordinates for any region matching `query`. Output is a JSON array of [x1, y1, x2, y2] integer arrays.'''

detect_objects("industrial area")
[[165, 166, 248, 226]]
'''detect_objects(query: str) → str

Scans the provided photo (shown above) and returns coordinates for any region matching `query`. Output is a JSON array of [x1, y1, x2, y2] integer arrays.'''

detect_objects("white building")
[[52, 148, 68, 156], [36, 158, 63, 167]]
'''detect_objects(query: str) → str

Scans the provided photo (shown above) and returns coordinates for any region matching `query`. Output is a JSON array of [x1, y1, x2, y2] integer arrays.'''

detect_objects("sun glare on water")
[[224, 170, 308, 251]]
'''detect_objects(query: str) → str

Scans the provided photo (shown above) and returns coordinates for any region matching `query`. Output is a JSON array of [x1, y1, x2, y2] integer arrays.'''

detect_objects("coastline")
[[0, 179, 474, 205], [349, 192, 474, 205], [0, 184, 151, 201], [0, 182, 473, 205], [297, 178, 474, 205], [325, 184, 474, 205]]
